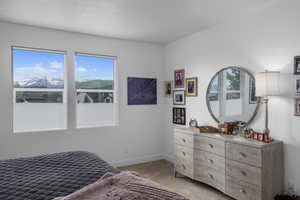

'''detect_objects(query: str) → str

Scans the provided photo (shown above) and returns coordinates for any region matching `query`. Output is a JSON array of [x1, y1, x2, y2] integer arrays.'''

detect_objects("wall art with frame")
[[174, 69, 185, 88], [186, 77, 198, 97], [173, 107, 186, 125], [173, 90, 185, 105], [295, 98, 300, 116], [127, 77, 157, 105], [295, 56, 300, 75]]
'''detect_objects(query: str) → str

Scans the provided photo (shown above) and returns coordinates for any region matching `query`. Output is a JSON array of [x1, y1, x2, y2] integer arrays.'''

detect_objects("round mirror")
[[206, 67, 260, 126]]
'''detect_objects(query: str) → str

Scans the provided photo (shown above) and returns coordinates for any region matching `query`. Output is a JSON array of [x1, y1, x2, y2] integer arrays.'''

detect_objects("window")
[[224, 68, 242, 117], [12, 47, 66, 132], [225, 68, 241, 100], [75, 53, 117, 128]]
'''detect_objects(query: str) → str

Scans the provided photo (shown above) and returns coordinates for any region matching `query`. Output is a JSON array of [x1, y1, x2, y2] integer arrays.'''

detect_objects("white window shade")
[[255, 71, 280, 97]]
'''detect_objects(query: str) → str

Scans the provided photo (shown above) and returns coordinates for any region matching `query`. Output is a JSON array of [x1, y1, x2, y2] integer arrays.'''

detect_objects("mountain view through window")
[[75, 54, 114, 103], [12, 47, 67, 132]]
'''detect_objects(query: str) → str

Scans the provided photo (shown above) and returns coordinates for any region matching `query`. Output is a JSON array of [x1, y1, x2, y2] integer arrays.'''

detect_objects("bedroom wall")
[[0, 21, 165, 167], [164, 0, 300, 193]]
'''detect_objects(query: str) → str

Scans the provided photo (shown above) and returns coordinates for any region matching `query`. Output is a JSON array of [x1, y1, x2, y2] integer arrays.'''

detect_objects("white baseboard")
[[112, 154, 165, 167]]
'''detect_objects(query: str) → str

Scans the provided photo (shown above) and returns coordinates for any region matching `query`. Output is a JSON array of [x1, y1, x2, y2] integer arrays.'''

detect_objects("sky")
[[13, 48, 114, 83]]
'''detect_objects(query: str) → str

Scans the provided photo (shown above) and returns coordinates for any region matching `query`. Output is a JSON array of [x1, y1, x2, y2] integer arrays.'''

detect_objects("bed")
[[0, 151, 117, 200]]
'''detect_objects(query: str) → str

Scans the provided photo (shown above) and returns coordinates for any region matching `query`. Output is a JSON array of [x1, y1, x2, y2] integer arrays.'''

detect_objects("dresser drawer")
[[195, 136, 225, 156], [194, 165, 225, 192], [175, 158, 193, 178], [227, 142, 262, 167], [226, 176, 262, 200], [175, 144, 193, 162], [174, 131, 194, 148], [226, 159, 261, 186], [194, 149, 225, 172]]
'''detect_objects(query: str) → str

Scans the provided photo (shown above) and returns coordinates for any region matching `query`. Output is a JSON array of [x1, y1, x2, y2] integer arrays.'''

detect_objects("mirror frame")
[[206, 66, 260, 126]]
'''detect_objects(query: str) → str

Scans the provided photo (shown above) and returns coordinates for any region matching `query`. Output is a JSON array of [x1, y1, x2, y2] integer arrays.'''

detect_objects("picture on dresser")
[[173, 90, 185, 105], [296, 79, 300, 95], [295, 98, 300, 116], [186, 77, 198, 97], [249, 77, 258, 104], [164, 81, 172, 97], [174, 69, 185, 88], [294, 56, 300, 75], [173, 107, 186, 125]]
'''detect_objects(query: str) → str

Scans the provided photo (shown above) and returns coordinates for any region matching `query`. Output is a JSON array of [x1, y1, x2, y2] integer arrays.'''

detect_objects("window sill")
[[76, 123, 118, 129], [13, 128, 68, 134]]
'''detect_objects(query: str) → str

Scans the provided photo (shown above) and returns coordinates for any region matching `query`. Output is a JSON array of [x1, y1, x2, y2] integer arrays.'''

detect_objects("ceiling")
[[0, 0, 274, 44]]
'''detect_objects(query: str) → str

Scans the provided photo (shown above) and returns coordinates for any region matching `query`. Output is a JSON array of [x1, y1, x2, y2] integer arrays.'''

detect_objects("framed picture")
[[173, 90, 185, 105], [127, 77, 157, 105], [174, 69, 185, 88], [295, 98, 300, 116], [249, 78, 258, 104], [186, 77, 198, 97], [164, 81, 172, 97], [173, 107, 186, 125], [294, 56, 300, 75], [296, 79, 300, 96]]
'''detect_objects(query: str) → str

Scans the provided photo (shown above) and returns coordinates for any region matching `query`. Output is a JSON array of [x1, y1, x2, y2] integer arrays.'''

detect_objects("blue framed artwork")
[[249, 78, 258, 104], [127, 77, 157, 105]]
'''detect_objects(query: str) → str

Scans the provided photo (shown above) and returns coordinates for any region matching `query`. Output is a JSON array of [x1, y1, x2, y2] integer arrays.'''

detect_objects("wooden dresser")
[[174, 128, 283, 200]]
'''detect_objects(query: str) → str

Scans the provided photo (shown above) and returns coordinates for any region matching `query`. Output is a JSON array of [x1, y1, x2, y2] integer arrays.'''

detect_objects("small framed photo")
[[295, 98, 300, 116], [296, 79, 300, 96], [164, 81, 172, 97], [173, 107, 186, 125], [174, 69, 185, 88], [173, 90, 185, 105], [186, 77, 198, 97], [294, 56, 300, 75]]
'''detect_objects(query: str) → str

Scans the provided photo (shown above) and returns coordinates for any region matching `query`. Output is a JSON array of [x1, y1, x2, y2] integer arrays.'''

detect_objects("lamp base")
[[263, 97, 270, 136]]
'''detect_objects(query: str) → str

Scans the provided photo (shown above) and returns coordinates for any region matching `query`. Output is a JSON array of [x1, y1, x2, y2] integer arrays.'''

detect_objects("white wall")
[[164, 0, 300, 193], [0, 22, 165, 167]]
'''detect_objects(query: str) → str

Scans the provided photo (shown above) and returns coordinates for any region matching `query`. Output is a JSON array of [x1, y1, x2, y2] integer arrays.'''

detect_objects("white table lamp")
[[255, 70, 280, 135]]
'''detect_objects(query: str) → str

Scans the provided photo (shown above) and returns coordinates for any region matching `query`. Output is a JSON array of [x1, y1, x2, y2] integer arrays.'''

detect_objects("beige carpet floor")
[[119, 160, 234, 200]]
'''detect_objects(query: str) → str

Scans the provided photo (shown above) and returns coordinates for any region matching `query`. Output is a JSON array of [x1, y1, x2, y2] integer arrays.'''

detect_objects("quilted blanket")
[[54, 171, 189, 200], [0, 151, 117, 200]]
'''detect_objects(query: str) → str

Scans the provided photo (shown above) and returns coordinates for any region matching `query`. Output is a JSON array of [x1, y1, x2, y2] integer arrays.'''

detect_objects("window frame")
[[11, 46, 68, 133], [74, 52, 119, 129]]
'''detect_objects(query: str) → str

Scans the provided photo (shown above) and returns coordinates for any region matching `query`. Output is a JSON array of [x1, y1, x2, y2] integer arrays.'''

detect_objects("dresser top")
[[174, 128, 282, 148]]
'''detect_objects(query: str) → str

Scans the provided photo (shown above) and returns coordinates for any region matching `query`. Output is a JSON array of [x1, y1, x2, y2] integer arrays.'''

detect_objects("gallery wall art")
[[164, 81, 172, 97], [127, 77, 157, 105], [186, 77, 198, 97], [294, 56, 300, 75], [173, 90, 185, 105], [174, 69, 185, 88], [173, 107, 186, 125], [249, 78, 258, 104]]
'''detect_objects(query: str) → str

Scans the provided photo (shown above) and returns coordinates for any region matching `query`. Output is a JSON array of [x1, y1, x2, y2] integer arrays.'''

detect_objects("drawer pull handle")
[[182, 164, 186, 170], [240, 189, 246, 194], [182, 139, 186, 143], [239, 152, 247, 157], [240, 170, 247, 176], [208, 144, 214, 148], [207, 159, 214, 164], [182, 151, 186, 156], [208, 173, 214, 179]]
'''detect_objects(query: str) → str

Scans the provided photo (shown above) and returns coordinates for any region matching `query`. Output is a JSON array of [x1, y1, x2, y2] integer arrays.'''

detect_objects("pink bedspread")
[[54, 172, 189, 200]]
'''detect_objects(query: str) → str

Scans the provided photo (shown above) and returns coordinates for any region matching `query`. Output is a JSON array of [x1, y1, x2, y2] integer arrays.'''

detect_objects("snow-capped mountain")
[[16, 77, 64, 88]]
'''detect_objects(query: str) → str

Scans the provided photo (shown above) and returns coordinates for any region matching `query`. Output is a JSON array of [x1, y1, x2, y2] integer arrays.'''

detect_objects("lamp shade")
[[255, 71, 280, 97]]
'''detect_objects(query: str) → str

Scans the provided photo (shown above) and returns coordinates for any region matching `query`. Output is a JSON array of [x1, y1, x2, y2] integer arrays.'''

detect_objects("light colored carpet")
[[118, 160, 234, 200]]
